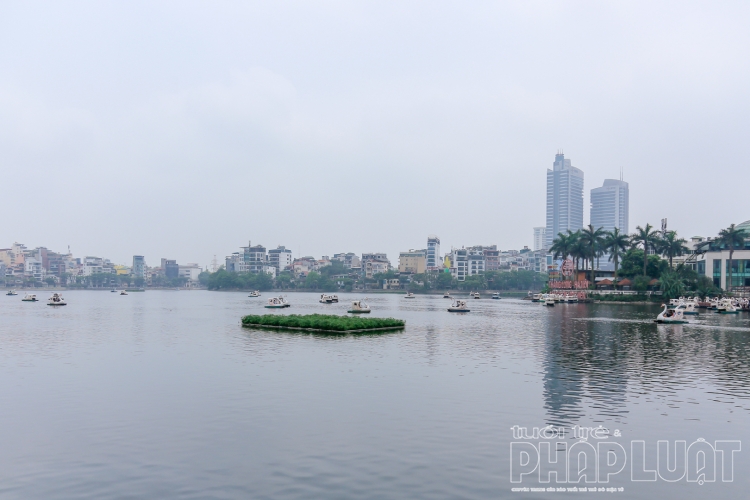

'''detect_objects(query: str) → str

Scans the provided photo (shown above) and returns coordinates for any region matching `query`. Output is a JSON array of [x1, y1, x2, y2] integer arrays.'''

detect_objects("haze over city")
[[2, 1, 749, 266]]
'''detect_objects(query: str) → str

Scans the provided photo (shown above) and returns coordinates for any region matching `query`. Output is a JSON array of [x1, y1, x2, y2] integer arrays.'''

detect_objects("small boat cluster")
[[531, 292, 581, 305]]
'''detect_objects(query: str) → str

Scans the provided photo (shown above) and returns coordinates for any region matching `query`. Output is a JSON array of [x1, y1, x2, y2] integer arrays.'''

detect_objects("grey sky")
[[2, 1, 749, 267]]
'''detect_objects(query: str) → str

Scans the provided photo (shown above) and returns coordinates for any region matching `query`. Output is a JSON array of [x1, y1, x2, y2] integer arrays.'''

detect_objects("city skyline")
[[2, 2, 750, 266]]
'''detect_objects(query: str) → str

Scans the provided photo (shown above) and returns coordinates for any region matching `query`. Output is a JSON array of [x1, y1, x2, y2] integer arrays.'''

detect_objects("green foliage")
[[633, 275, 651, 292], [241, 314, 405, 332], [207, 269, 274, 291], [659, 270, 685, 299], [695, 275, 720, 298], [618, 249, 667, 279]]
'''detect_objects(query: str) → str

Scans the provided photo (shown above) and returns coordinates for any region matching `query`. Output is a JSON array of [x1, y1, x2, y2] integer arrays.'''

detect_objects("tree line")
[[549, 222, 747, 297]]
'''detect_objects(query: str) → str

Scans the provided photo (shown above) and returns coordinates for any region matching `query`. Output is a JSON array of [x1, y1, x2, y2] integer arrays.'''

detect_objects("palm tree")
[[550, 231, 575, 279], [631, 224, 659, 277], [658, 230, 689, 268], [604, 228, 629, 288], [580, 225, 606, 286], [718, 224, 747, 292]]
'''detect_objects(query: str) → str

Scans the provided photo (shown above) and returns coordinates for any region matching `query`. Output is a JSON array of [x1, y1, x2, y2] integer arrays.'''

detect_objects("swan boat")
[[348, 300, 371, 314], [655, 304, 688, 324], [319, 294, 335, 304], [265, 296, 290, 309], [443, 291, 452, 298], [47, 293, 67, 306], [448, 299, 470, 312], [491, 292, 501, 300], [120, 290, 128, 295], [6, 290, 18, 296], [21, 294, 38, 302], [544, 296, 555, 306], [248, 290, 261, 298], [717, 298, 739, 314], [404, 292, 416, 299]]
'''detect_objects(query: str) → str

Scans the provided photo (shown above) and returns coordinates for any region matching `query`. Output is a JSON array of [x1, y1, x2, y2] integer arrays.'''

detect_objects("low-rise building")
[[693, 221, 750, 290], [398, 250, 426, 274]]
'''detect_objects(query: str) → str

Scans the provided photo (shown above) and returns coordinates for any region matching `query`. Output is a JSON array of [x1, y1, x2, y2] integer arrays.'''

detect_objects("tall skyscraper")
[[545, 152, 584, 249], [533, 227, 547, 251], [590, 179, 629, 234]]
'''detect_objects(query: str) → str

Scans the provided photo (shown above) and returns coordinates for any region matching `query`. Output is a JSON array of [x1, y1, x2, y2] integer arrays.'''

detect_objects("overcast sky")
[[2, 1, 749, 267]]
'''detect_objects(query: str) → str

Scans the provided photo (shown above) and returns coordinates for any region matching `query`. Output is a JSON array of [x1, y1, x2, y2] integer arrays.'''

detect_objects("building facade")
[[398, 250, 426, 274], [590, 179, 629, 234], [533, 227, 547, 252], [545, 152, 584, 249], [450, 248, 468, 281], [132, 256, 146, 279], [268, 246, 293, 273], [426, 235, 441, 271], [693, 221, 750, 290]]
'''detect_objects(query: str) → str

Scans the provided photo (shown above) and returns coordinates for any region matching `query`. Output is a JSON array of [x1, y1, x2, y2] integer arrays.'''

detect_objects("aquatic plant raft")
[[241, 314, 405, 332]]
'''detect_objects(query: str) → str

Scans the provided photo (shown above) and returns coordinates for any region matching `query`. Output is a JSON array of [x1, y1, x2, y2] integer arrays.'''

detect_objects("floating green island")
[[241, 314, 405, 333]]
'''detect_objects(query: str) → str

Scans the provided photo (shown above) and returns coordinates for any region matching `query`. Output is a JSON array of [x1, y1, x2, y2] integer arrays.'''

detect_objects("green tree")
[[657, 231, 688, 268], [604, 228, 629, 288], [580, 224, 606, 286], [618, 249, 667, 279], [659, 270, 685, 300], [631, 224, 659, 277], [718, 223, 747, 292]]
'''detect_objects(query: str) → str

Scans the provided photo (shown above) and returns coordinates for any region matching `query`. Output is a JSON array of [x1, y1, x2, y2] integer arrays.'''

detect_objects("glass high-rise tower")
[[545, 152, 584, 249], [590, 179, 629, 234]]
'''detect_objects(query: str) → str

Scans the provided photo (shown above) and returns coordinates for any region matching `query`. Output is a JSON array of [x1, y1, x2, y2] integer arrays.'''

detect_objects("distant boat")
[[110, 289, 117, 293], [6, 290, 18, 296], [348, 300, 371, 314], [120, 290, 128, 295], [404, 292, 416, 299], [21, 294, 38, 302], [265, 296, 290, 309], [443, 291, 452, 298], [448, 300, 470, 312], [319, 294, 334, 304], [47, 293, 67, 306], [248, 291, 261, 298], [544, 297, 555, 307], [491, 292, 501, 300]]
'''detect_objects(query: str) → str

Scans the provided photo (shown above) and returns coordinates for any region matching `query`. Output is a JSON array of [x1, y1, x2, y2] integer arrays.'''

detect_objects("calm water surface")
[[1, 291, 749, 499]]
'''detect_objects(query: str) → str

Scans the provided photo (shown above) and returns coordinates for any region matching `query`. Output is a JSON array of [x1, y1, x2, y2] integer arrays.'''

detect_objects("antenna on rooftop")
[[211, 255, 218, 272]]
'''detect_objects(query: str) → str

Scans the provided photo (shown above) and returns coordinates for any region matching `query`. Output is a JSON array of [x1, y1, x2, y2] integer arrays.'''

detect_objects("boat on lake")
[[448, 300, 470, 312], [265, 296, 290, 308], [470, 291, 480, 299], [47, 293, 67, 306], [319, 294, 335, 304], [21, 294, 38, 302], [655, 304, 688, 324], [120, 290, 128, 295], [716, 298, 739, 314], [404, 292, 416, 299], [544, 297, 555, 306], [348, 300, 371, 314], [248, 291, 261, 298], [491, 292, 501, 300], [6, 290, 18, 296], [443, 291, 452, 298]]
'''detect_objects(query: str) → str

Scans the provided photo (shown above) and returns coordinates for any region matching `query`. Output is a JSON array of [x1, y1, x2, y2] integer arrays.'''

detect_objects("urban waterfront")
[[1, 291, 749, 499]]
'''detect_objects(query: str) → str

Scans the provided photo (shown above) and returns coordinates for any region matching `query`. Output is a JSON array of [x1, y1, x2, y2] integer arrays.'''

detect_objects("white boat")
[[443, 291, 452, 298], [21, 294, 38, 302], [683, 301, 699, 315], [331, 295, 339, 303], [120, 290, 128, 295], [491, 292, 501, 300], [717, 298, 739, 314], [448, 300, 470, 312], [473, 292, 481, 299], [319, 294, 334, 304], [110, 289, 117, 293], [655, 304, 688, 323], [348, 300, 371, 313], [248, 290, 261, 298], [531, 293, 542, 302], [6, 290, 18, 296], [404, 292, 416, 299], [265, 296, 290, 309], [544, 297, 555, 306], [47, 293, 67, 306]]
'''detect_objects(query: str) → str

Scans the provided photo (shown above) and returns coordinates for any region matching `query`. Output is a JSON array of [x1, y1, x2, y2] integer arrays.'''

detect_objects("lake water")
[[1, 290, 749, 499]]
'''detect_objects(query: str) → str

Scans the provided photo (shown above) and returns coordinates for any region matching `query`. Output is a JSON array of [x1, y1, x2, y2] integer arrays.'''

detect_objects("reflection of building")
[[545, 152, 584, 249], [693, 220, 750, 289], [427, 235, 441, 271]]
